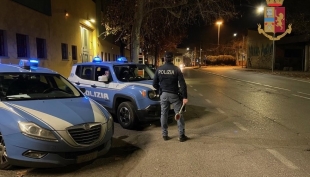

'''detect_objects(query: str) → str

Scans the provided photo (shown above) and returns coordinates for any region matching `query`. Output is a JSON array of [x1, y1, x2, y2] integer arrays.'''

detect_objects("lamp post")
[[199, 48, 202, 67], [216, 21, 222, 46], [186, 47, 192, 66], [216, 21, 223, 55]]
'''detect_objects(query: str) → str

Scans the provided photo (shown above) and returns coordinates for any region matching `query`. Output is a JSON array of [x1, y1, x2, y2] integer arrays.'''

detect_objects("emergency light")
[[92, 56, 102, 63], [19, 59, 39, 70], [116, 57, 128, 63]]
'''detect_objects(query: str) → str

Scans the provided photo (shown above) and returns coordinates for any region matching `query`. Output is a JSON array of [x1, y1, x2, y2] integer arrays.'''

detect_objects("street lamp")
[[216, 21, 222, 56], [257, 5, 264, 14], [240, 3, 265, 14], [216, 21, 223, 46]]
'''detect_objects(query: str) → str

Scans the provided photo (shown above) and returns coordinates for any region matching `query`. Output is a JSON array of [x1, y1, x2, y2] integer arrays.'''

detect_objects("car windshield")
[[0, 73, 83, 101], [114, 64, 155, 82]]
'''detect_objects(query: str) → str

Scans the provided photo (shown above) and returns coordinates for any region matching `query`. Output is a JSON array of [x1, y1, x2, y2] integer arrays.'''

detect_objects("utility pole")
[[194, 47, 196, 66], [199, 46, 202, 67], [242, 35, 245, 68]]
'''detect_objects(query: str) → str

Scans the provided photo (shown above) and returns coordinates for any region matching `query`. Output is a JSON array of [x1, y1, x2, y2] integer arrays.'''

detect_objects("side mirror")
[[80, 88, 86, 93], [98, 75, 108, 82]]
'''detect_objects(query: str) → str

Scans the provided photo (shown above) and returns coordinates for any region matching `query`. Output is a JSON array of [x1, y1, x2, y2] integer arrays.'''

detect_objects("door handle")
[[91, 84, 97, 88], [75, 82, 80, 85]]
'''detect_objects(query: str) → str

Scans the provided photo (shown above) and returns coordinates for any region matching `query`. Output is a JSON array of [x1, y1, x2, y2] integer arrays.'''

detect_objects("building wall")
[[0, 0, 120, 77], [247, 30, 273, 69]]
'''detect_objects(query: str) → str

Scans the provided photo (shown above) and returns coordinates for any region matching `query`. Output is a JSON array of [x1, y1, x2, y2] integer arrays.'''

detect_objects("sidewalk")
[[235, 67, 310, 80], [194, 65, 310, 80]]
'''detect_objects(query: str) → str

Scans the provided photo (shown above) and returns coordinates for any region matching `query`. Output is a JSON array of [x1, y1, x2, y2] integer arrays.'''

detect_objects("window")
[[95, 66, 112, 82], [0, 73, 82, 100], [36, 38, 46, 59], [16, 33, 29, 58], [80, 66, 93, 80], [61, 43, 68, 60], [75, 65, 81, 76], [0, 30, 7, 57], [72, 45, 77, 60]]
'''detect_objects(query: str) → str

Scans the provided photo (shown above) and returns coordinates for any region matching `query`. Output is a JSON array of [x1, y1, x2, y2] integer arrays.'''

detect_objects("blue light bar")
[[117, 57, 128, 63], [92, 56, 102, 63], [19, 59, 39, 70], [29, 59, 39, 69]]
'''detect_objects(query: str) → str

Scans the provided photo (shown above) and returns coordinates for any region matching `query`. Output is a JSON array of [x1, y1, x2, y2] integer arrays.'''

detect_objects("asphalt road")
[[2, 66, 310, 177]]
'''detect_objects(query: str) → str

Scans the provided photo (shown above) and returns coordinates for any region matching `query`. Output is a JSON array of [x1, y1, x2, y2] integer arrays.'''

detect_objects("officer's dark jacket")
[[153, 62, 187, 99]]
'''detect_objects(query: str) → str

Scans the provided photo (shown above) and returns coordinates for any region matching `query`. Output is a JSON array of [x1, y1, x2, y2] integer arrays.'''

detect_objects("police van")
[[68, 57, 174, 129], [0, 59, 113, 169]]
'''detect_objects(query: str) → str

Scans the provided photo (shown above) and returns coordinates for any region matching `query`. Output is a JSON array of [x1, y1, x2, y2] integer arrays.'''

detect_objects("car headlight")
[[148, 90, 159, 100], [107, 115, 113, 130], [18, 122, 58, 141]]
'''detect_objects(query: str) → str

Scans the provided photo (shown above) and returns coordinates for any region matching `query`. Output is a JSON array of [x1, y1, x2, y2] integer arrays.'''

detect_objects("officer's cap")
[[165, 52, 173, 58]]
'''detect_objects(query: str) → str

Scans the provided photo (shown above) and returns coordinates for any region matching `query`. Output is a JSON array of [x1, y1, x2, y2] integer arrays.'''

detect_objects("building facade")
[[246, 29, 310, 71], [0, 0, 124, 77]]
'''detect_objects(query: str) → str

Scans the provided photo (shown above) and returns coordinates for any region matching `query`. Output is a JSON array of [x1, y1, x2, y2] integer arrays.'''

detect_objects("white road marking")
[[205, 99, 211, 103], [292, 94, 310, 100], [298, 92, 310, 96], [201, 71, 292, 92], [266, 149, 299, 170], [199, 93, 203, 96], [263, 85, 290, 91], [233, 122, 248, 131], [286, 77, 310, 83], [216, 108, 225, 114], [194, 89, 197, 91], [265, 87, 277, 92]]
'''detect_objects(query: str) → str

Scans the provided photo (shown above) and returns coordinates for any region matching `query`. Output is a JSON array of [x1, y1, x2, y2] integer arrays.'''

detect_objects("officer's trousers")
[[160, 92, 185, 137]]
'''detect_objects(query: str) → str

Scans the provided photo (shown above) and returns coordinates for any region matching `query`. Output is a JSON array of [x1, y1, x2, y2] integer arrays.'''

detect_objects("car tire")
[[0, 132, 12, 170], [117, 102, 137, 129]]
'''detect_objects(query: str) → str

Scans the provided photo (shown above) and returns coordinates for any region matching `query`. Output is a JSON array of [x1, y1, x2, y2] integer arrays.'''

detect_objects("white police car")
[[0, 59, 113, 169], [68, 57, 174, 129]]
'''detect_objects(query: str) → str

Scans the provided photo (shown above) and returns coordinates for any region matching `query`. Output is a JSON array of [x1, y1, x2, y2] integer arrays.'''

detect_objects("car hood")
[[5, 97, 107, 131], [137, 80, 153, 85], [123, 80, 155, 90]]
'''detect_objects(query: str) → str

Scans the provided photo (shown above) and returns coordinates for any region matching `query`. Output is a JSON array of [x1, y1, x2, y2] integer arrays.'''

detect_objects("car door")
[[75, 65, 99, 101], [90, 65, 114, 108]]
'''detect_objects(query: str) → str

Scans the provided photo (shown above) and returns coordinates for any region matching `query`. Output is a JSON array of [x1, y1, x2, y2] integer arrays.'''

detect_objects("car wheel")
[[117, 102, 137, 129], [0, 132, 12, 170]]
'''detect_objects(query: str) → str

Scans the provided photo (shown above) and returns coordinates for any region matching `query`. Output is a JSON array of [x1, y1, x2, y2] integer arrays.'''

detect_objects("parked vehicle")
[[68, 57, 174, 129], [146, 64, 157, 72], [0, 59, 114, 169]]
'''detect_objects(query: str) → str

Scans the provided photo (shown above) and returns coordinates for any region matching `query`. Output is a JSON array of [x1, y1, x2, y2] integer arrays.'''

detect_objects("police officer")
[[153, 51, 188, 142]]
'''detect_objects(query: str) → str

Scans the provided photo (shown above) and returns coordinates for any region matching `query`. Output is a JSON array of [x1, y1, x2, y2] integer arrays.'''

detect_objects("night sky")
[[180, 0, 266, 48]]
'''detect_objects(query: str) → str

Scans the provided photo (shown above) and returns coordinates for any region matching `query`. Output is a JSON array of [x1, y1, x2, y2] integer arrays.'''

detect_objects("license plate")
[[170, 104, 174, 109], [77, 151, 98, 163]]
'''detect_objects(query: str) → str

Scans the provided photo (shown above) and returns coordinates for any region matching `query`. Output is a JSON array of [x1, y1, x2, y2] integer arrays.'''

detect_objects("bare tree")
[[101, 0, 236, 63], [284, 0, 310, 36]]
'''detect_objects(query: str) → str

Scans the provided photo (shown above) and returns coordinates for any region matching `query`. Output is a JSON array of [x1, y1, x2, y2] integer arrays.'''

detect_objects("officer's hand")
[[183, 98, 188, 105]]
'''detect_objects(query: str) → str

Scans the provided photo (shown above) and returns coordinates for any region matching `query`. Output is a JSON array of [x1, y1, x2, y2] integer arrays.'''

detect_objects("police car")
[[0, 59, 113, 169], [68, 57, 174, 129]]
